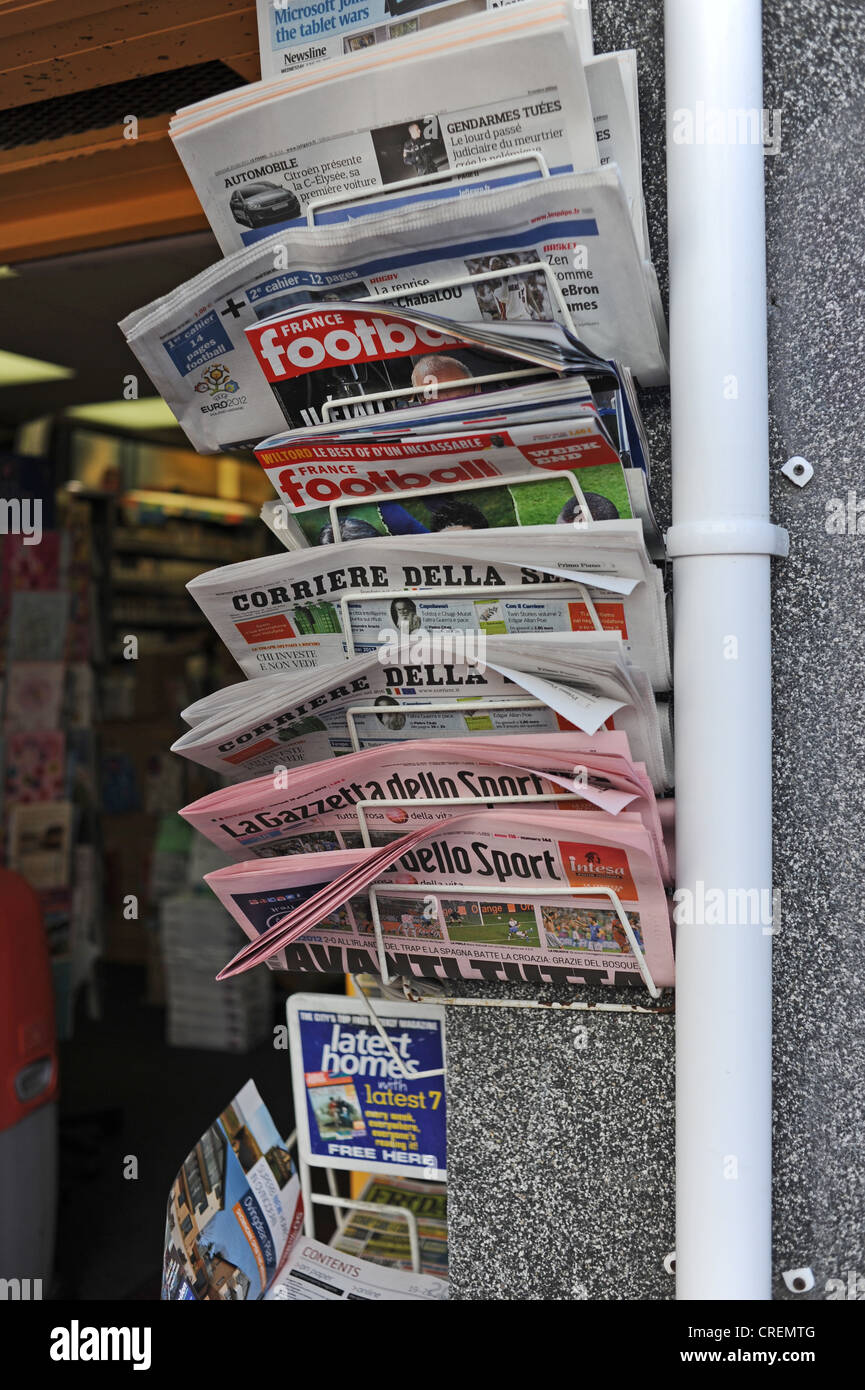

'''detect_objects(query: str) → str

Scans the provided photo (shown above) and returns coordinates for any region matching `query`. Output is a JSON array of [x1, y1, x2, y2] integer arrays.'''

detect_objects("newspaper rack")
[[283, 1130, 426, 1273], [301, 1183, 424, 1274], [287, 785, 665, 1266], [306, 148, 551, 226], [328, 466, 594, 540]]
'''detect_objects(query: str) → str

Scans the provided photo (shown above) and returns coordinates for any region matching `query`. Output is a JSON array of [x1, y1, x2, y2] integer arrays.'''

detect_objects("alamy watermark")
[[825, 490, 865, 534], [0, 497, 42, 546], [673, 880, 781, 933], [376, 623, 487, 671], [671, 103, 782, 156], [0, 1276, 42, 1300]]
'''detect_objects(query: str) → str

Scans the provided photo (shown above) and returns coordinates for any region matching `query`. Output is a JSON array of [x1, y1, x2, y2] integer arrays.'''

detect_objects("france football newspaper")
[[119, 167, 667, 453]]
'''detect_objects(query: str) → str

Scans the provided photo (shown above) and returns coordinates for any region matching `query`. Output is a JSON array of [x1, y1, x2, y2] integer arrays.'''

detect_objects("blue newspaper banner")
[[290, 996, 446, 1180], [164, 309, 234, 376]]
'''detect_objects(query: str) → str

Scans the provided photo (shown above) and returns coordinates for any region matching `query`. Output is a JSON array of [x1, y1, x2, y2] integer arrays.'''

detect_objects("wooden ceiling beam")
[[0, 116, 210, 262], [0, 0, 257, 108]]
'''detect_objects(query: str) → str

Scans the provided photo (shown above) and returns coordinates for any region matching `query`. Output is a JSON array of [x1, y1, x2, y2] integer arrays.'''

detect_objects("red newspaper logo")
[[559, 841, 637, 899], [246, 307, 462, 383], [519, 433, 619, 469], [235, 613, 296, 644], [223, 738, 279, 765]]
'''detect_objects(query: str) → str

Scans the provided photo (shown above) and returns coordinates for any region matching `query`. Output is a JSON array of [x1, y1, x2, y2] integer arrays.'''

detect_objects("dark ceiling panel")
[[0, 231, 220, 427]]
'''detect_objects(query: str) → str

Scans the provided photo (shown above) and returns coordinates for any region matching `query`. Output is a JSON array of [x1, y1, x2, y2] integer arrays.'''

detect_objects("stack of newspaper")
[[330, 1175, 448, 1277], [160, 838, 273, 1051], [171, 731, 675, 990], [120, 0, 666, 457], [117, 0, 676, 996]]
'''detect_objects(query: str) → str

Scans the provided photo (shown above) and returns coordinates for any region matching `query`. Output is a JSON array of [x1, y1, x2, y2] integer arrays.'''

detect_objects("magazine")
[[288, 994, 447, 1177], [208, 806, 675, 989], [4, 730, 66, 803], [172, 4, 598, 254], [3, 661, 66, 730], [119, 168, 668, 453], [162, 1080, 446, 1299], [7, 800, 74, 890], [266, 1237, 447, 1298]]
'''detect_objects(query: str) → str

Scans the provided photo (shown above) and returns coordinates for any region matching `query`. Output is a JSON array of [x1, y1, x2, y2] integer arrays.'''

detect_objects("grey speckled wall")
[[445, 0, 865, 1300]]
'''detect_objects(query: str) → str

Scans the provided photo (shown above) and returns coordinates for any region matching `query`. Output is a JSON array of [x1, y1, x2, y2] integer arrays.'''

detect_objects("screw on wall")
[[663, 1251, 676, 1276], [780, 456, 814, 488], [782, 1266, 815, 1294]]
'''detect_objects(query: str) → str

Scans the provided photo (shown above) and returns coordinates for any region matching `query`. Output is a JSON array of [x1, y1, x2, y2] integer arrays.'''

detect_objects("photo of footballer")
[[371, 894, 445, 940], [300, 476, 590, 545], [465, 251, 553, 321], [442, 898, 540, 946], [541, 907, 644, 954]]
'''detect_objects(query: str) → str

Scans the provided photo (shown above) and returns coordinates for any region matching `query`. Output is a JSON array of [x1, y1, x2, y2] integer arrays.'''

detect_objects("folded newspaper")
[[206, 807, 675, 989], [329, 1174, 447, 1277], [256, 413, 626, 519], [178, 730, 670, 879], [171, 623, 672, 789], [183, 523, 670, 690], [173, 3, 598, 253], [119, 168, 667, 453], [162, 1080, 446, 1299], [264, 472, 630, 548]]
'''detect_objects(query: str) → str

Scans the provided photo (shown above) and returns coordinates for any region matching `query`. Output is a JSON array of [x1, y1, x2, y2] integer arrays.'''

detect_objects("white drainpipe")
[[665, 0, 789, 1299]]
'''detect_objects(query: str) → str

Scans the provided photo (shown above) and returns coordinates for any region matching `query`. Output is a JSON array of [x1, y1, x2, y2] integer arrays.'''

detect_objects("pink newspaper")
[[206, 807, 674, 991]]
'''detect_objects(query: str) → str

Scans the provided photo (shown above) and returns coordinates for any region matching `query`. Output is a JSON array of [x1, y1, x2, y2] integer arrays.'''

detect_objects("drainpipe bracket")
[[665, 519, 789, 559]]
